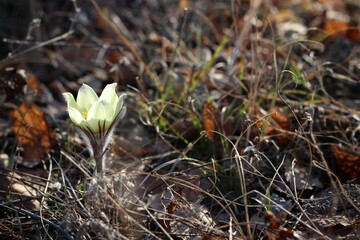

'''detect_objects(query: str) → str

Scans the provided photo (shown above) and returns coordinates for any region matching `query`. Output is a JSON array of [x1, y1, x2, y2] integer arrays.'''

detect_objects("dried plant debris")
[[0, 0, 360, 239], [0, 67, 26, 102], [301, 183, 360, 239], [9, 102, 56, 167]]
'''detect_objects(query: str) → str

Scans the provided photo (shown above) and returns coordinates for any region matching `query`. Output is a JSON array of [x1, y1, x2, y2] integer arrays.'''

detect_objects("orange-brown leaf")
[[256, 107, 291, 145], [202, 102, 220, 141], [269, 107, 291, 131], [26, 72, 43, 95], [10, 102, 56, 164], [331, 144, 360, 179], [323, 20, 348, 35], [323, 20, 360, 41]]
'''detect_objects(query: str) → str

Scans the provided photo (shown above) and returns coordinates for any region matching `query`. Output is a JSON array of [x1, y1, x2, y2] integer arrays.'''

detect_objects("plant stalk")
[[92, 140, 105, 176]]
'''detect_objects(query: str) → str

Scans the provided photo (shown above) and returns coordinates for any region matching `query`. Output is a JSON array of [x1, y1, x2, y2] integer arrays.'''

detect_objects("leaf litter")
[[0, 0, 359, 239]]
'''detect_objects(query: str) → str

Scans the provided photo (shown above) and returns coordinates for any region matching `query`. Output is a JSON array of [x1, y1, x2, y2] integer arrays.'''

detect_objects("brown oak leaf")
[[10, 102, 56, 167]]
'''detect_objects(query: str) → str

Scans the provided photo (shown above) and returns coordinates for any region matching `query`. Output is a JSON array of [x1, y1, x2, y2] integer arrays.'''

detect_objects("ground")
[[0, 0, 359, 239]]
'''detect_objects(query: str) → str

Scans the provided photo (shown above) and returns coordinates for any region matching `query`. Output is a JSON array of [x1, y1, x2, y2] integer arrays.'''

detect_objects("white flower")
[[63, 83, 126, 135], [63, 83, 126, 175]]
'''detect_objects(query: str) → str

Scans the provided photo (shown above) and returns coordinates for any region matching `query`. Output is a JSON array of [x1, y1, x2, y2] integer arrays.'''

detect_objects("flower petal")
[[99, 83, 118, 105], [77, 84, 99, 110], [68, 106, 85, 126], [115, 93, 126, 117], [86, 100, 114, 133], [63, 92, 78, 109]]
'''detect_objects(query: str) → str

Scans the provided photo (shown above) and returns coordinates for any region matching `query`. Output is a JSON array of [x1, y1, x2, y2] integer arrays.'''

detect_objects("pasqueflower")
[[63, 83, 126, 175]]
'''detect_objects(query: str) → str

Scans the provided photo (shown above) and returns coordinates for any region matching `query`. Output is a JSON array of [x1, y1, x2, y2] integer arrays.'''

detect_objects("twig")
[[90, 0, 160, 93], [0, 203, 74, 240]]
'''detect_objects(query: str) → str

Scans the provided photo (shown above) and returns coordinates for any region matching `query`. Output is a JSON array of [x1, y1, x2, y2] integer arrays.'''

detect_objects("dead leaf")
[[10, 102, 56, 167], [202, 102, 221, 141], [323, 20, 360, 41], [110, 135, 149, 158], [324, 20, 348, 35], [265, 211, 302, 240], [26, 72, 43, 95], [169, 118, 198, 142], [331, 144, 360, 179], [257, 107, 292, 145], [269, 107, 291, 131], [0, 171, 41, 211], [106, 50, 122, 64]]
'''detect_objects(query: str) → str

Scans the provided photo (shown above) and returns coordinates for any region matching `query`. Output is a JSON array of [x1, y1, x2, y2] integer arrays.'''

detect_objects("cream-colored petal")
[[85, 119, 99, 133], [68, 106, 85, 126], [77, 84, 99, 110], [87, 101, 115, 120], [63, 92, 79, 109], [99, 83, 118, 105], [114, 93, 126, 116], [86, 100, 114, 133]]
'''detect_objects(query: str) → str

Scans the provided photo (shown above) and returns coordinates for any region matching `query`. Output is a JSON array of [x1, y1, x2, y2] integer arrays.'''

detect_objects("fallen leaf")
[[257, 107, 292, 145], [331, 144, 360, 179], [265, 211, 302, 240], [0, 171, 41, 211], [169, 118, 198, 142], [324, 20, 348, 35], [10, 102, 56, 167], [110, 135, 149, 158], [26, 72, 43, 95], [202, 102, 221, 141], [323, 20, 360, 41], [269, 107, 291, 131]]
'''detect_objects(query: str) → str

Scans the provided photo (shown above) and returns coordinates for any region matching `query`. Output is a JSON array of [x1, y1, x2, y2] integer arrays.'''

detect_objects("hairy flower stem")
[[92, 141, 105, 176]]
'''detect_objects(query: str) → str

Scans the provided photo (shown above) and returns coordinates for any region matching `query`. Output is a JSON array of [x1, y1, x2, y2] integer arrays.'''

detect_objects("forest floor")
[[0, 0, 359, 239]]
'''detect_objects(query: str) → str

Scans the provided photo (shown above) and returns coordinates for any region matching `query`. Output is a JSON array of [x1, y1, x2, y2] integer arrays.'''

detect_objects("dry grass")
[[0, 0, 359, 239]]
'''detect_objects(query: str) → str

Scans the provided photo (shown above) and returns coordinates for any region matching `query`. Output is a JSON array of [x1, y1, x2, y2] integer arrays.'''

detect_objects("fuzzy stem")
[[92, 141, 105, 176]]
